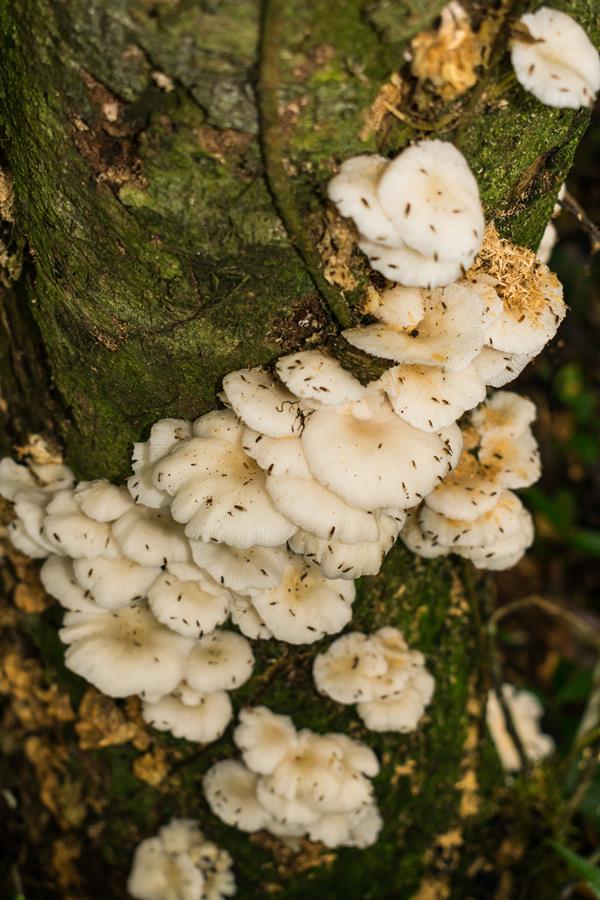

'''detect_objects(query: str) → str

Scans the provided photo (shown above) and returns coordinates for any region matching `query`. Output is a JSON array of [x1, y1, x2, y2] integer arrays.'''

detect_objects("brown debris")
[[411, 2, 482, 99], [75, 688, 151, 752], [360, 73, 405, 140], [194, 126, 254, 165], [466, 224, 563, 317], [24, 737, 86, 829], [0, 168, 14, 221], [132, 744, 170, 786], [318, 208, 359, 291], [251, 831, 336, 880], [0, 648, 75, 730], [51, 835, 85, 900], [15, 432, 64, 466]]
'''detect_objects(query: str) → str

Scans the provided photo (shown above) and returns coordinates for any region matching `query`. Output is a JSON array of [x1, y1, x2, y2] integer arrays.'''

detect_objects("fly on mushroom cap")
[[377, 140, 485, 267], [142, 689, 233, 744], [379, 363, 486, 432], [72, 556, 161, 610], [300, 400, 462, 511], [511, 7, 600, 109], [234, 706, 297, 775], [222, 367, 306, 437], [288, 509, 404, 580], [246, 555, 355, 644], [147, 570, 231, 639], [327, 154, 400, 246], [127, 818, 236, 900], [151, 410, 296, 549], [190, 539, 289, 593], [487, 684, 555, 772], [183, 630, 254, 694], [59, 602, 194, 701], [275, 349, 369, 407], [112, 505, 190, 566], [343, 282, 490, 373]]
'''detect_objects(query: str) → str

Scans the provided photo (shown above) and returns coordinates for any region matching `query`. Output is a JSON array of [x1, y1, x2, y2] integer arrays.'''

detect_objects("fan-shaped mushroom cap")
[[420, 490, 530, 549], [472, 390, 536, 441], [147, 571, 230, 639], [42, 490, 120, 559], [343, 282, 487, 373], [230, 596, 273, 640], [142, 690, 233, 744], [360, 237, 466, 288], [377, 140, 484, 266], [190, 540, 289, 593], [72, 556, 160, 610], [380, 362, 486, 432], [487, 683, 555, 771], [234, 706, 297, 775], [478, 428, 541, 489], [288, 510, 403, 579], [9, 490, 57, 557], [357, 668, 435, 732], [247, 556, 354, 644], [41, 555, 99, 612], [73, 480, 133, 522], [242, 429, 311, 479], [400, 511, 453, 559], [484, 266, 565, 356], [128, 418, 193, 508], [301, 401, 462, 510], [112, 505, 190, 567], [472, 346, 533, 388], [327, 154, 399, 245], [308, 803, 382, 849], [152, 412, 296, 549], [222, 367, 306, 437], [275, 350, 368, 407], [367, 284, 425, 328], [424, 449, 502, 521], [203, 760, 270, 832], [266, 472, 381, 543], [511, 8, 600, 109], [184, 630, 254, 693], [59, 602, 193, 701]]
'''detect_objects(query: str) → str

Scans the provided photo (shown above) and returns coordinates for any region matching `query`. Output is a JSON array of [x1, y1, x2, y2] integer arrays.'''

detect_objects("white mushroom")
[[72, 556, 161, 610], [471, 390, 536, 441], [484, 265, 565, 356], [242, 429, 311, 479], [128, 417, 193, 508], [152, 411, 296, 548], [365, 284, 425, 328], [229, 596, 273, 640], [275, 350, 369, 407], [307, 803, 383, 849], [73, 479, 133, 522], [222, 367, 306, 437], [486, 683, 555, 771], [472, 346, 534, 388], [234, 706, 297, 775], [184, 630, 254, 693], [511, 8, 600, 109], [142, 690, 233, 744], [41, 555, 99, 612], [59, 602, 194, 701], [246, 556, 355, 644], [127, 818, 235, 900], [112, 505, 190, 567], [327, 154, 399, 245], [190, 540, 289, 593], [203, 760, 270, 832], [147, 571, 231, 639], [42, 490, 120, 559]]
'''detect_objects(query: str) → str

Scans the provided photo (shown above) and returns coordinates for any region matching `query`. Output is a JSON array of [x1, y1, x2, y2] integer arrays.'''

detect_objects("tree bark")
[[0, 1, 596, 897]]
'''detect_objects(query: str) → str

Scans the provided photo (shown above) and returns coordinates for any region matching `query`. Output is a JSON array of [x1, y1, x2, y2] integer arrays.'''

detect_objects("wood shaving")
[[411, 2, 482, 99]]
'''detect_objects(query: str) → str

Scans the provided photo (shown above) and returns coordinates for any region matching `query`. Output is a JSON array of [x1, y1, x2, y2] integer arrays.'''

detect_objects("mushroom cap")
[[242, 429, 311, 479], [72, 556, 161, 610], [230, 596, 273, 640], [420, 490, 530, 548], [487, 683, 555, 771], [184, 630, 254, 693], [380, 362, 486, 432], [424, 449, 502, 521], [307, 803, 382, 849], [478, 428, 541, 490], [42, 490, 120, 560], [142, 690, 233, 743], [8, 518, 53, 558], [203, 760, 269, 832], [266, 472, 381, 543], [112, 505, 190, 567], [472, 346, 533, 388], [128, 443, 170, 509], [377, 140, 484, 266], [358, 237, 463, 288], [511, 8, 600, 109], [234, 706, 297, 775], [327, 154, 400, 245], [484, 269, 565, 356], [275, 350, 368, 407], [147, 571, 230, 639], [357, 670, 435, 732], [128, 836, 205, 900], [301, 402, 462, 510], [146, 417, 193, 463], [73, 480, 133, 522], [472, 390, 536, 441], [190, 540, 289, 593], [153, 417, 296, 549], [222, 367, 306, 438], [247, 556, 355, 644], [59, 603, 193, 701], [368, 284, 425, 328], [10, 490, 57, 557], [288, 509, 403, 579], [41, 555, 99, 612], [343, 282, 487, 372]]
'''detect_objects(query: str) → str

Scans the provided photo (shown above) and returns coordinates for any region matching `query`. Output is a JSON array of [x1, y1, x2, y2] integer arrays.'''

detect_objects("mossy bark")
[[0, 1, 596, 898]]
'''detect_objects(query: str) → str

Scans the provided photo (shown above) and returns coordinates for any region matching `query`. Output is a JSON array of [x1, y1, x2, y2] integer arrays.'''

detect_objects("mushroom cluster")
[[401, 391, 540, 570], [203, 706, 382, 848], [486, 684, 555, 772], [128, 818, 236, 900], [0, 461, 255, 745], [328, 140, 485, 287], [313, 627, 434, 732], [511, 8, 600, 110]]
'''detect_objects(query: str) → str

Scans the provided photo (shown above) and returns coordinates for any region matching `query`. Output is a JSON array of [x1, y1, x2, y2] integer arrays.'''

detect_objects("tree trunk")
[[0, 1, 595, 898]]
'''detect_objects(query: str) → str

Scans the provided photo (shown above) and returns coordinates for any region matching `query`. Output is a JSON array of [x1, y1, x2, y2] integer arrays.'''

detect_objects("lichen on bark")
[[0, 0, 597, 897]]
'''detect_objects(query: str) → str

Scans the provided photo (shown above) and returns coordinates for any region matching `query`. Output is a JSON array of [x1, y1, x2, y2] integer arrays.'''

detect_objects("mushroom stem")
[[258, 0, 353, 328]]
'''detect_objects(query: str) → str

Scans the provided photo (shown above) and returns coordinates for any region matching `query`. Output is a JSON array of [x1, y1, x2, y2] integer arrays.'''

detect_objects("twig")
[[488, 595, 600, 652], [560, 191, 600, 254], [258, 0, 352, 327]]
